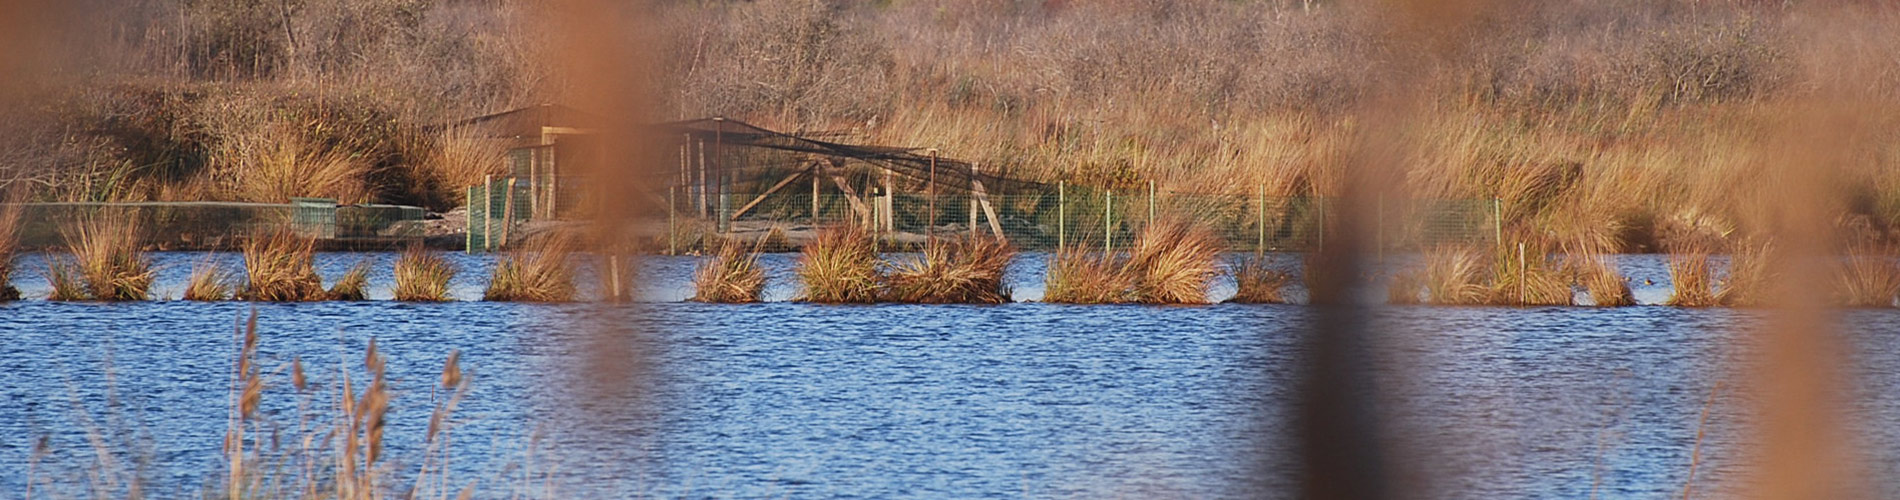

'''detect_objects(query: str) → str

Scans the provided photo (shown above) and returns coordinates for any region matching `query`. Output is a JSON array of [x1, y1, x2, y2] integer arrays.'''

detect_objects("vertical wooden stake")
[[501, 178, 516, 249], [1057, 181, 1066, 251], [1148, 179, 1156, 224], [928, 149, 938, 244], [465, 186, 475, 254], [482, 174, 493, 252], [883, 165, 894, 232], [1257, 183, 1266, 255], [811, 166, 821, 226], [1105, 190, 1113, 253], [668, 186, 677, 256], [1517, 242, 1527, 305], [968, 163, 978, 238]]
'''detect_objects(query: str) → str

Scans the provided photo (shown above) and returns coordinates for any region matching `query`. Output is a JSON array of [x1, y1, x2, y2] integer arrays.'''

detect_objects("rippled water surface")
[[4, 252, 1900, 498]]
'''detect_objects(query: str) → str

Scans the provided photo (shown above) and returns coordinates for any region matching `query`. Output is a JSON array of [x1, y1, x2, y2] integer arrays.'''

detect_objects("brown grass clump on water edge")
[[1834, 247, 1900, 308], [183, 259, 236, 301], [1043, 246, 1133, 304], [1228, 255, 1294, 304], [795, 226, 882, 303], [393, 246, 458, 302], [691, 239, 768, 303], [239, 231, 328, 302], [52, 215, 153, 301], [1665, 248, 1720, 307], [1127, 219, 1225, 304], [1574, 256, 1635, 307], [327, 260, 373, 301], [1421, 247, 1491, 305], [484, 235, 577, 302], [884, 236, 1015, 304], [1717, 240, 1775, 307]]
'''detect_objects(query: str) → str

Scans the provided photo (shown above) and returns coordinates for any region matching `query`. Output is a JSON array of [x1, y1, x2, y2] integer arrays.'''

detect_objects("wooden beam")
[[971, 177, 1005, 240], [828, 171, 871, 226], [730, 164, 810, 220]]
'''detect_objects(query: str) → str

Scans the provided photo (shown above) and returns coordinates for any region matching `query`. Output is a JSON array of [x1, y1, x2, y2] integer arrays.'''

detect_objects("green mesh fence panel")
[[6, 201, 423, 249]]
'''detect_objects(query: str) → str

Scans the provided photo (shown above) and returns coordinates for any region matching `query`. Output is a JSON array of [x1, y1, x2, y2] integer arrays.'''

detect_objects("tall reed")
[[795, 226, 882, 303], [1228, 255, 1294, 304], [1666, 251, 1720, 307], [884, 236, 1015, 304], [484, 235, 577, 302], [691, 239, 768, 303], [60, 215, 153, 301], [1421, 246, 1491, 305], [1718, 240, 1775, 307], [239, 230, 328, 302], [393, 246, 458, 302]]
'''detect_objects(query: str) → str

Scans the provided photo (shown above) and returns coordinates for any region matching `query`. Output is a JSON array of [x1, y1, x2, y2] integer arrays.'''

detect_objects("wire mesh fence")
[[5, 201, 425, 249], [641, 184, 1500, 254]]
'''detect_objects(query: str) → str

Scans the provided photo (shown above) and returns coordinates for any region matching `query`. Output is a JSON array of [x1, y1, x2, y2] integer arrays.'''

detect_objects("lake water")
[[3, 252, 1899, 498]]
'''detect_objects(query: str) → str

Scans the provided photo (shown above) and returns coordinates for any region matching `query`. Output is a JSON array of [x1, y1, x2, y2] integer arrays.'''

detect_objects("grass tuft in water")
[[884, 235, 1014, 304], [484, 235, 576, 302], [1127, 218, 1225, 304], [0, 201, 19, 302], [1228, 255, 1294, 304], [1421, 246, 1491, 305], [240, 230, 328, 301], [795, 225, 882, 303], [59, 214, 153, 301], [1717, 240, 1775, 307], [183, 259, 236, 301], [327, 259, 373, 301], [1665, 251, 1719, 307], [691, 239, 767, 303], [1834, 245, 1899, 308], [393, 246, 457, 302], [1043, 246, 1133, 304]]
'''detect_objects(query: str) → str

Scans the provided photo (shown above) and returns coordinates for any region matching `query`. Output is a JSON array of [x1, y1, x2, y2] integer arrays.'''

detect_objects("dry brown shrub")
[[484, 235, 577, 302], [884, 236, 1014, 304], [239, 230, 328, 302], [1229, 255, 1294, 304], [1127, 219, 1225, 304], [691, 239, 768, 303], [64, 214, 153, 301], [1043, 247, 1133, 304], [393, 246, 457, 302], [794, 225, 882, 303]]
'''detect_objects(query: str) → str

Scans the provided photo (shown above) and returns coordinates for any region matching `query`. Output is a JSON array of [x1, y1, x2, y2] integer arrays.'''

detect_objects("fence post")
[[501, 177, 516, 249], [1517, 241, 1526, 305], [1494, 198, 1504, 253], [714, 118, 729, 234], [811, 171, 821, 227], [465, 186, 476, 254], [1058, 181, 1066, 251], [1257, 184, 1266, 255], [1104, 190, 1113, 253], [668, 186, 677, 256], [968, 163, 978, 238], [482, 174, 494, 252], [928, 149, 938, 244], [1148, 179, 1156, 224]]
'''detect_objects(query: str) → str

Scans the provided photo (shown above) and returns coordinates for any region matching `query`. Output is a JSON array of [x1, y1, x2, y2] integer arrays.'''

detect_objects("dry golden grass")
[[393, 246, 457, 302], [484, 235, 577, 302], [1718, 240, 1776, 307], [327, 260, 372, 301], [239, 230, 328, 302], [182, 259, 235, 301], [1834, 248, 1900, 308], [419, 131, 509, 204], [60, 215, 153, 301], [1574, 256, 1635, 307], [43, 257, 86, 301], [884, 236, 1015, 304], [1421, 247, 1492, 305], [1666, 246, 1721, 308], [691, 240, 768, 303], [795, 226, 882, 303], [219, 121, 373, 205], [1127, 219, 1225, 304], [1490, 246, 1574, 306], [1042, 247, 1134, 304], [1228, 255, 1294, 304]]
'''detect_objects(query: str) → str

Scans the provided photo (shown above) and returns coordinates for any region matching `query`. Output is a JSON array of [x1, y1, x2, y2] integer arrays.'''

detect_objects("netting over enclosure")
[[6, 201, 424, 250], [460, 114, 1499, 253]]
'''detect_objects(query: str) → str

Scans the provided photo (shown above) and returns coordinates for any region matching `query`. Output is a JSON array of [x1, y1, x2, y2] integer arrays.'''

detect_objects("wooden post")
[[501, 177, 516, 249], [547, 150, 558, 220], [482, 174, 493, 252], [883, 165, 894, 232], [529, 160, 539, 220], [697, 138, 708, 218], [714, 117, 728, 233], [1494, 198, 1505, 253], [968, 163, 978, 238], [1057, 181, 1066, 251], [811, 167, 821, 226], [609, 255, 623, 302], [1104, 190, 1113, 253], [1257, 184, 1266, 255], [668, 186, 677, 256], [1517, 242, 1526, 305], [927, 149, 938, 243], [465, 186, 476, 254], [1148, 179, 1156, 224]]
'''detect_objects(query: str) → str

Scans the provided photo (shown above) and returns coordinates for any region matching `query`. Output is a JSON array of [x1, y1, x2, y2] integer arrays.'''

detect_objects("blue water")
[[2, 252, 1898, 498]]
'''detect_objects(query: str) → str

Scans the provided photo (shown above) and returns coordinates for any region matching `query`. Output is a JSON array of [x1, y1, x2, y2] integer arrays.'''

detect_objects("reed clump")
[[183, 259, 236, 301], [1420, 246, 1492, 305], [1834, 246, 1900, 308], [795, 226, 883, 303], [51, 215, 153, 301], [239, 231, 328, 302], [1043, 246, 1134, 304], [1573, 256, 1635, 307], [484, 235, 577, 302], [1491, 246, 1574, 306], [1717, 240, 1775, 307], [393, 247, 457, 302], [1044, 219, 1224, 304], [327, 260, 373, 301], [1665, 251, 1720, 307], [884, 236, 1015, 304], [1228, 255, 1294, 304], [691, 240, 768, 303]]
